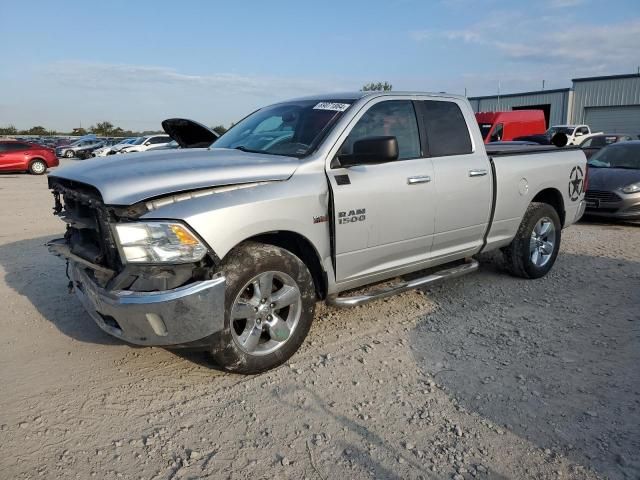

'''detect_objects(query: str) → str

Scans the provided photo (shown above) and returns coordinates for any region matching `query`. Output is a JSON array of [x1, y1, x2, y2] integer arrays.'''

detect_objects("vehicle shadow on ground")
[[409, 250, 640, 480], [0, 235, 121, 345]]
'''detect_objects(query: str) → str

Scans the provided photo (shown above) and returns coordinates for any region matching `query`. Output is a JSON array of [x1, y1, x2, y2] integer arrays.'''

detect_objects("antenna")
[[497, 81, 501, 111]]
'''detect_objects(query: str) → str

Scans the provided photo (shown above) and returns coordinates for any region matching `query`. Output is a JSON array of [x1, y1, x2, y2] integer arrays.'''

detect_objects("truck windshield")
[[479, 123, 493, 139], [214, 100, 352, 157], [546, 126, 573, 136], [588, 144, 640, 169]]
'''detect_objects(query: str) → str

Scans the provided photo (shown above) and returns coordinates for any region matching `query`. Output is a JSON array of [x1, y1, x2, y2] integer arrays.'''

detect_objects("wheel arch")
[[531, 188, 565, 227], [229, 231, 328, 300]]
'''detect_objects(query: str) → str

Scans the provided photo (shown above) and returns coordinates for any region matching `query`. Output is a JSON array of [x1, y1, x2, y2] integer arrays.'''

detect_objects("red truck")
[[475, 110, 546, 144], [0, 140, 59, 175]]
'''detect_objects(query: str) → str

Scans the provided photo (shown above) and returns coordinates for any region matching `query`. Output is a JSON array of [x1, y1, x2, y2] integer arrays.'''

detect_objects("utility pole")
[[497, 81, 501, 111], [542, 79, 545, 90]]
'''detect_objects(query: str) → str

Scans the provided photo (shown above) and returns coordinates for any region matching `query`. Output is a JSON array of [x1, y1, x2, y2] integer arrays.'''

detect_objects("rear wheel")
[[502, 202, 561, 279], [210, 242, 316, 374], [29, 159, 47, 175]]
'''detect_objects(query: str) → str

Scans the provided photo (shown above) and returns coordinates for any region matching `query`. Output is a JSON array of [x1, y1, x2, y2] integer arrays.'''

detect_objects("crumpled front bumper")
[[69, 262, 226, 346]]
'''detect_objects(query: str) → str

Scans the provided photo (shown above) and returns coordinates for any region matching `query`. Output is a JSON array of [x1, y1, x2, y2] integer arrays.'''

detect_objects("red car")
[[0, 140, 59, 175]]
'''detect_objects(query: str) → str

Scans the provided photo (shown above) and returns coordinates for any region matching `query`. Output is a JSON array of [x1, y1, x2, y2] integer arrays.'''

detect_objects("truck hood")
[[49, 148, 299, 205], [162, 118, 219, 148]]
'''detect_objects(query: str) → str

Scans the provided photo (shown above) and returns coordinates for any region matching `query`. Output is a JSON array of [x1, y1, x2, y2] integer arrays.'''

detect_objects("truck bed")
[[486, 144, 581, 156]]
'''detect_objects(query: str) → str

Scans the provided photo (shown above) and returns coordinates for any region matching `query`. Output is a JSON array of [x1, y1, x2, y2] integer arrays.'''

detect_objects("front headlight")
[[114, 222, 207, 263], [622, 182, 640, 194]]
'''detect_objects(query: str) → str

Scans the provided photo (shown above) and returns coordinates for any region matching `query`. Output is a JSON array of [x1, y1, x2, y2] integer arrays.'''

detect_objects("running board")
[[326, 259, 479, 308]]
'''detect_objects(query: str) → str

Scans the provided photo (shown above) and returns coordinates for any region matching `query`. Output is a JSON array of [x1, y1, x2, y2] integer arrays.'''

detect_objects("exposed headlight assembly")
[[114, 222, 207, 263], [622, 182, 640, 194]]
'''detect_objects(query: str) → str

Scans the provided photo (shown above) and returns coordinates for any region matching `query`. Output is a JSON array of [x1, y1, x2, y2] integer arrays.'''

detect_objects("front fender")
[[140, 172, 332, 263]]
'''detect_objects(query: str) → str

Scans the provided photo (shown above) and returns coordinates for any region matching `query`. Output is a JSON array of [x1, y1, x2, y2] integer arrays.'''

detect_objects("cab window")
[[341, 100, 420, 160], [419, 100, 473, 156]]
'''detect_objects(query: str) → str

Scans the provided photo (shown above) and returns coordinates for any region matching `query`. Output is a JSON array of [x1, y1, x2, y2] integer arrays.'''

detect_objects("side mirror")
[[339, 136, 399, 167], [144, 141, 151, 146], [575, 131, 584, 137]]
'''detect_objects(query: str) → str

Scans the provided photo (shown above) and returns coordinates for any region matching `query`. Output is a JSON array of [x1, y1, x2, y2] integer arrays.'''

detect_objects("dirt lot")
[[1, 163, 639, 480]]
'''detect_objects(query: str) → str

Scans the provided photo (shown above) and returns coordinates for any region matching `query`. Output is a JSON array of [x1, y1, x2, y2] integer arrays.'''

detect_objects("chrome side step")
[[326, 259, 479, 308]]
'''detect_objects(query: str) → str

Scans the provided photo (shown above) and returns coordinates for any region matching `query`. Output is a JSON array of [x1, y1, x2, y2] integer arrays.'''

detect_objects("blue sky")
[[1, 0, 639, 131]]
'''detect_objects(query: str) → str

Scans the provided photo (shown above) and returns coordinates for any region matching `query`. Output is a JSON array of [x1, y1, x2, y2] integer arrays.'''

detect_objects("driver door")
[[327, 99, 436, 284]]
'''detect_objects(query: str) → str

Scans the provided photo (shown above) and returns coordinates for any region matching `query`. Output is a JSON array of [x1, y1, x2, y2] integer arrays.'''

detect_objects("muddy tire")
[[502, 202, 561, 279], [29, 159, 47, 175], [210, 242, 316, 374]]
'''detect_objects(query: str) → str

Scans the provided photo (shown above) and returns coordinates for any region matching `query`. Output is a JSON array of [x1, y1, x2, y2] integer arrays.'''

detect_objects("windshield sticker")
[[313, 102, 351, 112]]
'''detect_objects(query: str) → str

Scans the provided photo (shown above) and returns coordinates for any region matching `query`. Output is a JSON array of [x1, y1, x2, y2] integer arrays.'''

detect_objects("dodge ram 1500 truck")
[[47, 91, 587, 373]]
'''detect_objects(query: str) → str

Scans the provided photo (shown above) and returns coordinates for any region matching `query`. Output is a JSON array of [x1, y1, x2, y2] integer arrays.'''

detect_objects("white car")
[[119, 135, 172, 153], [546, 125, 600, 146], [93, 138, 138, 157]]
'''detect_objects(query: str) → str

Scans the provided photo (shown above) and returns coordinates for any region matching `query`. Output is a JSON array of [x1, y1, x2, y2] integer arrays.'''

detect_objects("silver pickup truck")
[[48, 91, 587, 373]]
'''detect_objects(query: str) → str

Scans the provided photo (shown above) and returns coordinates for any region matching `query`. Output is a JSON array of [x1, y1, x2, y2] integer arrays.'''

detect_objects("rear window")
[[3, 142, 30, 151], [420, 101, 472, 156]]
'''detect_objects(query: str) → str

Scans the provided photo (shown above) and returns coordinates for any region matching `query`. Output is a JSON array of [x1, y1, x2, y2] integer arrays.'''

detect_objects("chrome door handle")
[[407, 175, 431, 185], [468, 169, 488, 177]]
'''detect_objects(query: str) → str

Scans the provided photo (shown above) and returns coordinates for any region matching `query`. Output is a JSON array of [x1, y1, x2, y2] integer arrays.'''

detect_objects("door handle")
[[468, 169, 488, 177], [407, 175, 431, 185]]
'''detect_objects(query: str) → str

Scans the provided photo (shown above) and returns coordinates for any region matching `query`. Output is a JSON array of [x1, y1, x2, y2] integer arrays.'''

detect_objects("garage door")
[[584, 105, 640, 133]]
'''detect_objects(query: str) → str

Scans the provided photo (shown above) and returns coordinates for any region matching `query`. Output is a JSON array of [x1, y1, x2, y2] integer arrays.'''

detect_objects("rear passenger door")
[[416, 99, 492, 260]]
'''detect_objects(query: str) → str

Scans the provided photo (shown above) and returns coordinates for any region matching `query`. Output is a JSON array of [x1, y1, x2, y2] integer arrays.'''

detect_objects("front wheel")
[[210, 242, 316, 374], [502, 202, 561, 279], [64, 150, 74, 158], [29, 159, 47, 175]]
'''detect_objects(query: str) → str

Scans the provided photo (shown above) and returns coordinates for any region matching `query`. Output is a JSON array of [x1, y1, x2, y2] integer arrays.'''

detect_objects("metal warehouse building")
[[468, 73, 640, 133]]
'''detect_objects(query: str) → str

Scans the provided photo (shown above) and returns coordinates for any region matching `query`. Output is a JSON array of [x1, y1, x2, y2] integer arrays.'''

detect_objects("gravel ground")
[[0, 163, 638, 479]]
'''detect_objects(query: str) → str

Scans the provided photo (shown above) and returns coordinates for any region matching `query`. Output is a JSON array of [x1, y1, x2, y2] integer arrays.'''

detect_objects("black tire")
[[64, 150, 74, 158], [210, 242, 316, 374], [502, 202, 561, 279], [28, 159, 47, 175]]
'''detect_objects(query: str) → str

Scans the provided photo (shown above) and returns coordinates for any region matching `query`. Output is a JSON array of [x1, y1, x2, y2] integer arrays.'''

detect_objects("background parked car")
[[577, 133, 634, 159], [546, 124, 599, 145], [161, 118, 220, 148], [56, 138, 103, 158], [584, 141, 640, 220], [75, 141, 107, 160], [93, 138, 137, 157], [0, 140, 59, 175], [118, 135, 171, 153]]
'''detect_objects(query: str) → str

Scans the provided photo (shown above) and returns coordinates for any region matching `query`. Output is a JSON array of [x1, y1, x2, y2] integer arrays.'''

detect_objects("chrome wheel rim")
[[230, 271, 302, 356], [32, 162, 45, 173], [530, 217, 556, 267]]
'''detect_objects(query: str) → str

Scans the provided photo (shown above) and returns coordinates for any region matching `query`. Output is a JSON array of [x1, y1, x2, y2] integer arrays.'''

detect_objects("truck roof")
[[282, 91, 468, 103]]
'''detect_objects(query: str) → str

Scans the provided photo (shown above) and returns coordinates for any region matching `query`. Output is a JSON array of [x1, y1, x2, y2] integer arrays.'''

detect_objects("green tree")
[[361, 81, 393, 92], [0, 125, 18, 136], [26, 126, 48, 136], [72, 127, 87, 136], [211, 124, 227, 136], [90, 121, 115, 136]]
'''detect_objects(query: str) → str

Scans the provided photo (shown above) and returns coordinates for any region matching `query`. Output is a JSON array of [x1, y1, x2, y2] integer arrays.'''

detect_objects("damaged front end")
[[47, 177, 226, 347]]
